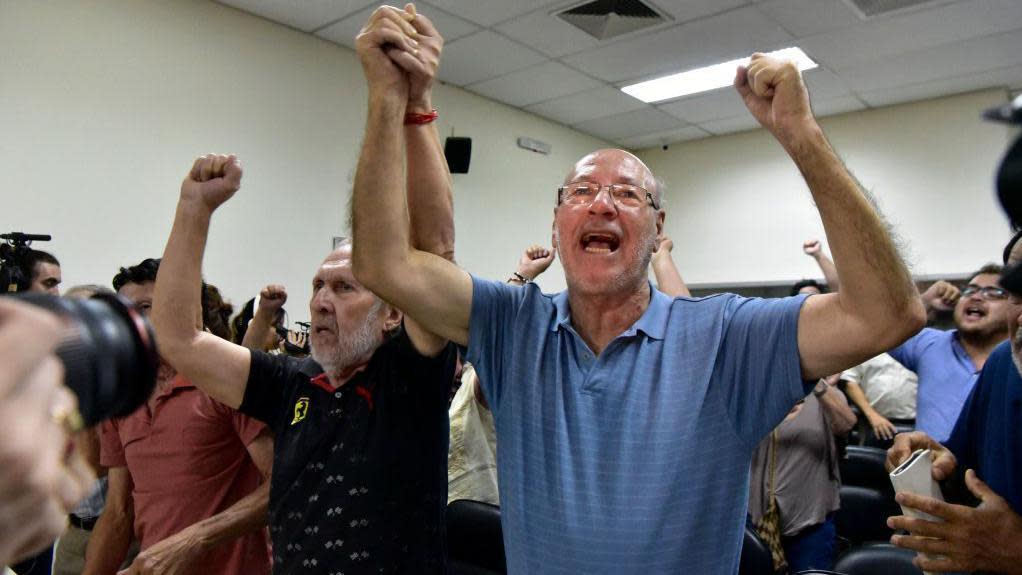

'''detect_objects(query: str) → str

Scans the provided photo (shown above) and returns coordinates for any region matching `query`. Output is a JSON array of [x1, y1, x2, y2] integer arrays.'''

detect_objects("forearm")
[[187, 481, 269, 551], [812, 253, 840, 291], [843, 382, 877, 418], [152, 199, 211, 357], [241, 310, 274, 351], [352, 94, 413, 287], [651, 253, 690, 297], [817, 386, 857, 435], [82, 505, 133, 575], [405, 98, 454, 262], [788, 128, 923, 342]]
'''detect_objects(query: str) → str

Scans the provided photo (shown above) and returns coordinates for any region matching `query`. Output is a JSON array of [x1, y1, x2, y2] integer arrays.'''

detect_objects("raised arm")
[[651, 235, 691, 297], [735, 54, 925, 380], [507, 244, 555, 285], [151, 155, 252, 408], [803, 239, 839, 290], [351, 6, 472, 347], [240, 285, 286, 352]]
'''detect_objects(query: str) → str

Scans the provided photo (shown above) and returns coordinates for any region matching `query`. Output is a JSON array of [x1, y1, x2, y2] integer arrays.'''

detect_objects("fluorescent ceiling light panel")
[[621, 48, 818, 104]]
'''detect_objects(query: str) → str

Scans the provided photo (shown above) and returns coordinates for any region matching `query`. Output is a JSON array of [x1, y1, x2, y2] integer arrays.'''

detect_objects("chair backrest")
[[833, 486, 900, 545], [447, 499, 507, 575], [833, 543, 922, 575], [739, 523, 776, 575], [840, 446, 894, 496]]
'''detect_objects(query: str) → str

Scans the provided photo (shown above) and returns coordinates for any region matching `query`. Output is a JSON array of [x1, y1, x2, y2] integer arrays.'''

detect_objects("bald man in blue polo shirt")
[[351, 9, 926, 574]]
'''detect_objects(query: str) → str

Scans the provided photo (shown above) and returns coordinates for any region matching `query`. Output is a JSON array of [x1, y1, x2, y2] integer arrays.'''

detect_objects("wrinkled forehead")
[[566, 149, 656, 189], [314, 246, 354, 282]]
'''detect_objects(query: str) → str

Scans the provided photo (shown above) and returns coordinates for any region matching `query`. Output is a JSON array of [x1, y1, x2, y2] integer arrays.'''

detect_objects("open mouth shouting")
[[963, 305, 987, 320], [581, 232, 621, 254]]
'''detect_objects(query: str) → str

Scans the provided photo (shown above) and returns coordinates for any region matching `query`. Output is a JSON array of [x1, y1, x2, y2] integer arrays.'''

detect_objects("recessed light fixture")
[[620, 47, 818, 104]]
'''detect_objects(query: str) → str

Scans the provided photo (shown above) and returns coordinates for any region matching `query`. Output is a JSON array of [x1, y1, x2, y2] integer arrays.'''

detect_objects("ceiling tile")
[[654, 0, 750, 24], [658, 89, 748, 123], [465, 62, 603, 108], [618, 126, 713, 150], [438, 30, 548, 86], [316, 4, 479, 48], [859, 64, 1022, 108], [573, 107, 686, 141], [697, 114, 762, 135], [836, 29, 1022, 94], [495, 7, 604, 58], [803, 67, 851, 101], [419, 0, 558, 27], [561, 6, 794, 83], [217, 0, 376, 32], [756, 0, 861, 38], [811, 95, 867, 116], [799, 0, 1022, 70], [525, 86, 648, 125]]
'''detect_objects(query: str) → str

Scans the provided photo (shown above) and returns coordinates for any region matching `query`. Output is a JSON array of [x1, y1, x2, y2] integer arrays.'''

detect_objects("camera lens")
[[14, 292, 158, 426]]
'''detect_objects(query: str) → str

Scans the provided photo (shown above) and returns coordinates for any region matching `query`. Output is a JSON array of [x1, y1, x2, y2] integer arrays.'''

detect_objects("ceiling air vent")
[[842, 0, 951, 19], [556, 0, 668, 41]]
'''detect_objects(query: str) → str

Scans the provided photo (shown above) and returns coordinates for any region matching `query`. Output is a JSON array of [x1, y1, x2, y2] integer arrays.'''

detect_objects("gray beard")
[[311, 300, 384, 376]]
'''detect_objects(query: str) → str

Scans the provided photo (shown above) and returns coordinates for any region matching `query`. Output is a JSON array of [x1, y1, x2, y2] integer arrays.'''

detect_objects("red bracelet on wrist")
[[404, 108, 438, 125]]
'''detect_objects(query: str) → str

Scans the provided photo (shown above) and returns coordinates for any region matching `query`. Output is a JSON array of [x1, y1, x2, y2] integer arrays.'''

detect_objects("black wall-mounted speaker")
[[445, 137, 472, 174]]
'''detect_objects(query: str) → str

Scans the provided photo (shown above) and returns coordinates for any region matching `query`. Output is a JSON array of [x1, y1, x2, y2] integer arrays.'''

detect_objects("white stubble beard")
[[311, 299, 385, 376]]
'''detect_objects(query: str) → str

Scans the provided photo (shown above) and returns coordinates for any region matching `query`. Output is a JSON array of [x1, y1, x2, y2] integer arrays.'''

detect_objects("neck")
[[325, 360, 371, 388], [959, 330, 1007, 370], [567, 281, 651, 355]]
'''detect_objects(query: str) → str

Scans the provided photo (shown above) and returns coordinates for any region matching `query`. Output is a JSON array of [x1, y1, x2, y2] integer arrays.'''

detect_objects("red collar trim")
[[309, 373, 334, 393]]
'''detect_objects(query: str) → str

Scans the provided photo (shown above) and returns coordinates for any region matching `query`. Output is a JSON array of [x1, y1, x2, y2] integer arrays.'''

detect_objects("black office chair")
[[447, 499, 506, 575], [833, 543, 922, 575], [739, 523, 776, 575], [833, 485, 900, 546], [840, 445, 894, 496]]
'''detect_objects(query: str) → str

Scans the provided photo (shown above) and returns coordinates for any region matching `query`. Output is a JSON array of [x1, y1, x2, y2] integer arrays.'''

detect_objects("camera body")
[[0, 233, 52, 293]]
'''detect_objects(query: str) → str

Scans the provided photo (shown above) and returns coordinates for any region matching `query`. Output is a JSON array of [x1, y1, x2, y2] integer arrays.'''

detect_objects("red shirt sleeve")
[[231, 409, 269, 446], [99, 418, 126, 468]]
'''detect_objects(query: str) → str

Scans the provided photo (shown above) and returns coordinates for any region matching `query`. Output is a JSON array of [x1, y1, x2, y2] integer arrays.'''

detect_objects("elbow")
[[150, 313, 198, 366], [888, 297, 927, 347]]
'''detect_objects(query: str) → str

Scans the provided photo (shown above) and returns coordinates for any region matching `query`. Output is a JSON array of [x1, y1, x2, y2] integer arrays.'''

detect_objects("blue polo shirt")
[[888, 328, 981, 442], [466, 277, 810, 574], [944, 341, 1022, 513]]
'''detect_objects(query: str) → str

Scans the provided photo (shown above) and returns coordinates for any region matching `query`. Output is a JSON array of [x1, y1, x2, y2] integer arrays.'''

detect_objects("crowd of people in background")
[[2, 3, 1021, 575]]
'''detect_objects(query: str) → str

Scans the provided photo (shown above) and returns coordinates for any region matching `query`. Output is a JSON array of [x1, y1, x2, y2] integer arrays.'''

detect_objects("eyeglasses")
[[961, 285, 1009, 300], [557, 181, 660, 210]]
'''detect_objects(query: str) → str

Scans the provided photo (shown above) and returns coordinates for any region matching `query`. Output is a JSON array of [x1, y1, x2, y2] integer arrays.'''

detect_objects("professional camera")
[[13, 292, 159, 427], [0, 232, 51, 293]]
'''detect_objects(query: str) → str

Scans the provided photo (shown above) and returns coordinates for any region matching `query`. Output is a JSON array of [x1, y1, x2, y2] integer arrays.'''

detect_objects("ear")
[[551, 219, 559, 251], [381, 304, 402, 334], [655, 210, 665, 238]]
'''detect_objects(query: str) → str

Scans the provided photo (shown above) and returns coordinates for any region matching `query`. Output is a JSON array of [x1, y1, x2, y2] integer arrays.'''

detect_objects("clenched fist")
[[180, 154, 242, 213], [735, 54, 816, 145]]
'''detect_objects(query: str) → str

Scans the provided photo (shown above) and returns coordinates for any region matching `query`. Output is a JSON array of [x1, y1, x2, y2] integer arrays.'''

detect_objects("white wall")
[[0, 0, 604, 320], [2, 1, 1016, 318], [637, 89, 1016, 287]]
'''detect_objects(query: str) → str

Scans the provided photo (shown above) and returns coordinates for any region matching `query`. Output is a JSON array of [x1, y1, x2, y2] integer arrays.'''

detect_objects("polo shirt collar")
[[550, 282, 671, 341]]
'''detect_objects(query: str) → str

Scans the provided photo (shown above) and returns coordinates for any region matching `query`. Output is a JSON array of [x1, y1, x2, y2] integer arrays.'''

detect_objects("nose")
[[310, 288, 331, 314], [588, 186, 618, 216]]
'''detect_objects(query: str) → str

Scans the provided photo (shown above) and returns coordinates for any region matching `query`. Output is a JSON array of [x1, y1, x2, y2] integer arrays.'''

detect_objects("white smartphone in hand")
[[889, 448, 946, 521], [889, 448, 946, 575]]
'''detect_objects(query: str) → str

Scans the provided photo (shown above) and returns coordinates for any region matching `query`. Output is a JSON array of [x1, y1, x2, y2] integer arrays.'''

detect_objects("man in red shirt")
[[82, 259, 273, 575]]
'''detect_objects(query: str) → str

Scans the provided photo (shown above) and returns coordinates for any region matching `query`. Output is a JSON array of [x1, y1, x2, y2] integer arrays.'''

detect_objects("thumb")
[[965, 469, 1000, 503]]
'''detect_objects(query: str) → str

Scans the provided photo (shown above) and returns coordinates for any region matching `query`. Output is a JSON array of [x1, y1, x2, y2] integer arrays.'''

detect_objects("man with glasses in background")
[[888, 264, 1012, 443]]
